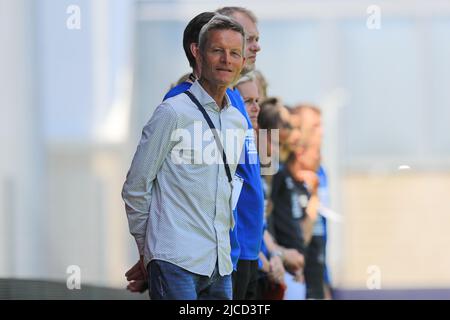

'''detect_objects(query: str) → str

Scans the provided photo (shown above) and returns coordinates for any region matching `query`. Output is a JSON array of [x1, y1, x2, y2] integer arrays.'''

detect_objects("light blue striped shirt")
[[122, 80, 248, 276]]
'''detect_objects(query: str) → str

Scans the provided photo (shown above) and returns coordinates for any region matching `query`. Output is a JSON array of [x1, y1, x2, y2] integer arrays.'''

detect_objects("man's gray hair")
[[198, 14, 246, 56], [216, 6, 258, 24]]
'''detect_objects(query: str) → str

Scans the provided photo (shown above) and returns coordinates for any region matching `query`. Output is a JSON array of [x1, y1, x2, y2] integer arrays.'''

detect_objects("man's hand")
[[259, 252, 271, 273], [127, 279, 148, 293], [268, 255, 285, 285], [293, 268, 305, 283], [296, 170, 319, 194], [282, 248, 305, 275], [125, 256, 148, 293]]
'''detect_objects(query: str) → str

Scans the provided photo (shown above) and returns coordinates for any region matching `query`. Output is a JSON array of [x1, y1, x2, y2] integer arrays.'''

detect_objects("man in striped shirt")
[[122, 15, 248, 300]]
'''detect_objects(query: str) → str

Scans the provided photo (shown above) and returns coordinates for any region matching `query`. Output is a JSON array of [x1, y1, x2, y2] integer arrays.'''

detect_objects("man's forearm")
[[122, 103, 178, 253], [264, 229, 290, 263], [124, 204, 149, 255], [264, 229, 283, 254], [301, 194, 320, 245]]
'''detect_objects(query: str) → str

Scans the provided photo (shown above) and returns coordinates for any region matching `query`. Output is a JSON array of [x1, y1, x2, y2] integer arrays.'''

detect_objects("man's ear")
[[192, 43, 203, 77], [190, 43, 199, 59], [191, 43, 202, 69]]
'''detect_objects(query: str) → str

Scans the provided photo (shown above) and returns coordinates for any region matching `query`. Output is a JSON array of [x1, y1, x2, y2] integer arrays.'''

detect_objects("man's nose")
[[221, 51, 231, 64], [251, 41, 261, 53]]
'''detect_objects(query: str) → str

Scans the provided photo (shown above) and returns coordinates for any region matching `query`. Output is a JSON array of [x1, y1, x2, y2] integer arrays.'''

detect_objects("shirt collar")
[[190, 80, 231, 112]]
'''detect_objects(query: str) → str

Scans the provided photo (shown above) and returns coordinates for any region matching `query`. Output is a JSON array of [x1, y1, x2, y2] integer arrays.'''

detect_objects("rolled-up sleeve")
[[121, 103, 178, 254]]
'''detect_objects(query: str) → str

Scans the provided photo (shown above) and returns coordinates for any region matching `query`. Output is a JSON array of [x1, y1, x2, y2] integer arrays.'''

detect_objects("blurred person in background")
[[290, 134, 324, 299], [253, 69, 268, 101], [270, 132, 322, 299], [235, 72, 260, 130], [290, 104, 332, 299], [257, 97, 306, 299]]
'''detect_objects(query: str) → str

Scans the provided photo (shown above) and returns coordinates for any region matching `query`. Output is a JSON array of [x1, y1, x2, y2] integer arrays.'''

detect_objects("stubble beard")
[[241, 65, 255, 76]]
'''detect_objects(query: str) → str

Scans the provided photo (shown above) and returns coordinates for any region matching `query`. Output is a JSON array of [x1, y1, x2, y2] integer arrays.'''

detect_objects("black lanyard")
[[184, 91, 232, 183]]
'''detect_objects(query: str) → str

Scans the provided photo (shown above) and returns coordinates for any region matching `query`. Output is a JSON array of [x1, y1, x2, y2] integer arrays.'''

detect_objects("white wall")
[[0, 0, 135, 287], [0, 0, 46, 278]]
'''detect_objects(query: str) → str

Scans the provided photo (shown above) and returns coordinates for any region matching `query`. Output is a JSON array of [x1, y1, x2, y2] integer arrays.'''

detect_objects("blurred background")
[[1, 0, 450, 299]]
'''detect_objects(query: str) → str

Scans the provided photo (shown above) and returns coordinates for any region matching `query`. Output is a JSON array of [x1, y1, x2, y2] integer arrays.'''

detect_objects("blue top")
[[163, 82, 191, 101], [259, 222, 268, 269], [164, 83, 265, 266], [230, 88, 264, 261], [317, 165, 331, 284], [258, 176, 269, 269]]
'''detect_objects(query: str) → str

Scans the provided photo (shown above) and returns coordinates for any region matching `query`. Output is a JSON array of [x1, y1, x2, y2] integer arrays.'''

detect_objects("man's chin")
[[241, 63, 256, 75], [214, 78, 234, 87]]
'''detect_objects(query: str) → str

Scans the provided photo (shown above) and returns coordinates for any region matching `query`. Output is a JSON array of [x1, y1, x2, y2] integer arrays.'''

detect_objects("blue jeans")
[[148, 259, 232, 300]]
